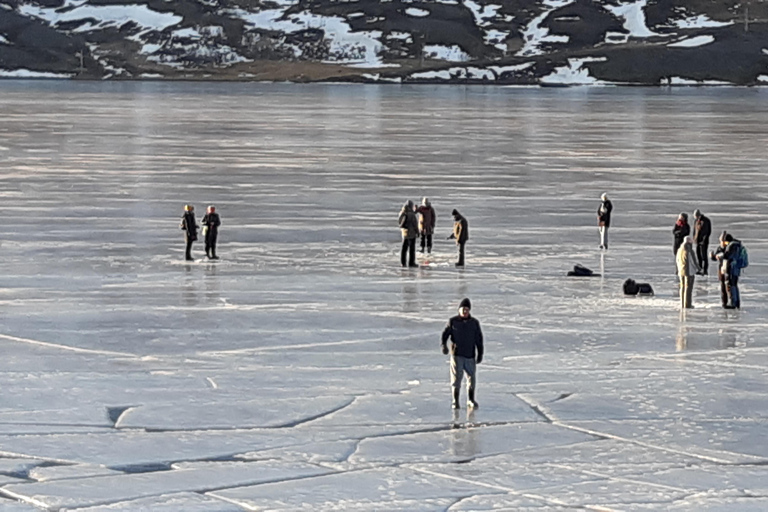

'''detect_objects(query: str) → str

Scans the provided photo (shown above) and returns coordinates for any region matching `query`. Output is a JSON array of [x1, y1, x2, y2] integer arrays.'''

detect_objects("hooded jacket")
[[398, 202, 418, 240], [676, 242, 699, 277], [441, 300, 484, 360], [452, 211, 469, 244], [415, 200, 436, 235]]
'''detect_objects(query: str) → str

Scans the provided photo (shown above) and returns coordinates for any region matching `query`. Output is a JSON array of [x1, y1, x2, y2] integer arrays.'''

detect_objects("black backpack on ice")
[[567, 264, 595, 277], [623, 278, 654, 296]]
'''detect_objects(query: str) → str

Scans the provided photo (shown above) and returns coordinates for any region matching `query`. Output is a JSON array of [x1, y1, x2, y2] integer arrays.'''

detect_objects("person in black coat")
[[180, 204, 198, 261], [201, 205, 221, 260], [441, 298, 484, 409], [597, 193, 613, 250], [672, 212, 690, 257], [448, 209, 469, 267], [693, 209, 711, 275]]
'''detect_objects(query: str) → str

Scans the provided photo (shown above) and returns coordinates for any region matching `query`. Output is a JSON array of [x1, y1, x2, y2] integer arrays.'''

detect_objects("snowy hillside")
[[1, 0, 768, 83]]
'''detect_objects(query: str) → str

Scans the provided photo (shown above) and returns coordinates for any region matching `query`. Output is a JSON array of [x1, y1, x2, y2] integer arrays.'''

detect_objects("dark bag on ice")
[[623, 278, 654, 296], [567, 264, 594, 277]]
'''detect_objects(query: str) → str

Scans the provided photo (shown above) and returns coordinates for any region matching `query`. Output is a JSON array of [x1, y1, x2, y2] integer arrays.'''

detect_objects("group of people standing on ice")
[[598, 195, 747, 310], [180, 205, 221, 261], [398, 198, 468, 268]]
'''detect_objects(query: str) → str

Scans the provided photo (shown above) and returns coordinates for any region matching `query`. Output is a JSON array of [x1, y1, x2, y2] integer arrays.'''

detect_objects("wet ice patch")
[[668, 35, 715, 48], [541, 57, 608, 85]]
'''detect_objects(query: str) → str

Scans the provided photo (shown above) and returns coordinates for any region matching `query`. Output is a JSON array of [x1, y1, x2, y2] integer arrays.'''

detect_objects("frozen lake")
[[1, 81, 768, 510]]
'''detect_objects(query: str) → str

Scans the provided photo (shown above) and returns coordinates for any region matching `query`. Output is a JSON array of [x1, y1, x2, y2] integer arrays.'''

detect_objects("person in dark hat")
[[692, 209, 711, 275], [441, 298, 484, 410], [672, 213, 690, 258], [711, 232, 743, 309], [180, 204, 198, 261], [201, 205, 221, 260], [415, 197, 436, 255], [448, 209, 469, 267], [398, 200, 419, 268]]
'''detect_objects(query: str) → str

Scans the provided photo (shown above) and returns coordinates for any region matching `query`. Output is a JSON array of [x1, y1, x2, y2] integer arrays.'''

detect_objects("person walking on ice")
[[693, 209, 711, 275], [597, 193, 612, 250], [180, 204, 198, 261], [441, 298, 484, 410], [398, 200, 419, 268], [448, 209, 469, 267], [201, 205, 221, 260], [676, 236, 699, 309]]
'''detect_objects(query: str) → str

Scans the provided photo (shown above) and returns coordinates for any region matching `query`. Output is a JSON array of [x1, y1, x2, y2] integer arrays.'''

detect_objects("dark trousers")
[[420, 233, 432, 253], [728, 275, 740, 308], [457, 241, 466, 266], [184, 234, 194, 261], [401, 238, 416, 266], [719, 273, 728, 307], [696, 240, 709, 274], [205, 232, 218, 258]]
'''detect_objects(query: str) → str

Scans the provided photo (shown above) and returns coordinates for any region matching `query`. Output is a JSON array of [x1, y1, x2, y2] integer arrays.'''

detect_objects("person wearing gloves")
[[441, 298, 484, 410], [415, 197, 436, 255], [676, 236, 700, 309], [398, 200, 419, 268], [448, 209, 469, 267], [180, 204, 198, 261], [597, 192, 613, 250]]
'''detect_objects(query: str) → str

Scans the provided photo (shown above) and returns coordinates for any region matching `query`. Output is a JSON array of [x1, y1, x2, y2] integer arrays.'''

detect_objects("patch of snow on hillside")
[[411, 69, 452, 80], [488, 62, 534, 74], [758, 75, 768, 83], [604, 0, 657, 38], [605, 31, 629, 44], [669, 76, 730, 85], [231, 8, 384, 67], [405, 7, 429, 17], [0, 35, 8, 44], [673, 15, 731, 28], [668, 35, 714, 48], [463, 0, 501, 26], [465, 67, 494, 79], [18, 1, 182, 33], [0, 69, 73, 78], [435, 0, 459, 4], [172, 27, 203, 39], [518, 0, 574, 57], [424, 44, 470, 62], [386, 32, 412, 41], [762, 49, 768, 55], [541, 57, 607, 85], [484, 29, 509, 50]]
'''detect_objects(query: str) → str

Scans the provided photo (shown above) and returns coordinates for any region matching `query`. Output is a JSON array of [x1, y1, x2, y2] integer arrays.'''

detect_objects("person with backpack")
[[676, 236, 700, 309], [711, 232, 747, 309], [597, 193, 612, 250], [672, 213, 690, 258], [398, 200, 419, 268], [441, 298, 484, 410], [415, 197, 436, 255], [180, 204, 198, 261], [693, 209, 712, 275], [448, 209, 469, 267]]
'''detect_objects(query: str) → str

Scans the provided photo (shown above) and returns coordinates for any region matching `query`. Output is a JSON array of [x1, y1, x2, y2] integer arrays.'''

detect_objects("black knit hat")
[[458, 297, 471, 310], [452, 209, 459, 216]]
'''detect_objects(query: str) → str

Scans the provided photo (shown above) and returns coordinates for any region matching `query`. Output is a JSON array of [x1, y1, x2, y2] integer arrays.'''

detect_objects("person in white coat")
[[676, 236, 700, 309]]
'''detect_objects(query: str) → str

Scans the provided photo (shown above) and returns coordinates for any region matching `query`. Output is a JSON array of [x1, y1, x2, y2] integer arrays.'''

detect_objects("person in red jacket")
[[441, 298, 484, 410]]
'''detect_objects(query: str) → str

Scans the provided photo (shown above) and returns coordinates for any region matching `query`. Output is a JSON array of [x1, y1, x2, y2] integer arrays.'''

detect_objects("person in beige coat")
[[676, 236, 700, 309]]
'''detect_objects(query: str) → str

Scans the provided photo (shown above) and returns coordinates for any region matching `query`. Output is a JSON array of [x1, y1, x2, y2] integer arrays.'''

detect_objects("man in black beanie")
[[448, 209, 469, 267], [441, 297, 484, 409]]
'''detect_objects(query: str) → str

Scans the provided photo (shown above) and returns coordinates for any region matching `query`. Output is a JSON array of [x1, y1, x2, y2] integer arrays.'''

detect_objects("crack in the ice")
[[107, 406, 136, 428], [550, 392, 573, 403], [513, 393, 554, 422]]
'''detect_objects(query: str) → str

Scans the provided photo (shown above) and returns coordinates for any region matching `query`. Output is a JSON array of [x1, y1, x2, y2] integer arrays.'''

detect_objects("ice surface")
[[1, 81, 768, 509]]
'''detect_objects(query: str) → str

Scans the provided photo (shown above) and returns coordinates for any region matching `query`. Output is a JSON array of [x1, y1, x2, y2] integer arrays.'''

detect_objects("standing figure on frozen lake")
[[415, 197, 436, 255], [597, 192, 612, 250], [448, 209, 469, 267], [201, 205, 221, 260], [672, 213, 690, 258], [676, 236, 699, 309], [693, 209, 711, 275], [441, 298, 483, 410], [712, 233, 744, 309], [398, 200, 419, 268], [180, 204, 198, 261]]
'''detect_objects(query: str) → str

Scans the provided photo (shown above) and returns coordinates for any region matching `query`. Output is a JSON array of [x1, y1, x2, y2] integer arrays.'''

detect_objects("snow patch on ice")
[[18, 0, 182, 33], [668, 35, 715, 48], [518, 0, 574, 57], [541, 57, 608, 85], [424, 44, 470, 62], [0, 69, 72, 78], [604, 0, 658, 38], [405, 7, 429, 17], [673, 14, 732, 29]]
